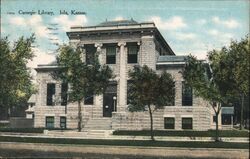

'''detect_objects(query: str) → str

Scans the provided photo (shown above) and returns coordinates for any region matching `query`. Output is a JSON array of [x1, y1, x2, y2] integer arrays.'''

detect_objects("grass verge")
[[0, 136, 248, 149], [0, 128, 72, 133], [113, 130, 249, 137]]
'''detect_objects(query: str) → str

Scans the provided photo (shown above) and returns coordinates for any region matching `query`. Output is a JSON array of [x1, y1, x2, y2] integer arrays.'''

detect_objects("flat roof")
[[157, 56, 187, 62]]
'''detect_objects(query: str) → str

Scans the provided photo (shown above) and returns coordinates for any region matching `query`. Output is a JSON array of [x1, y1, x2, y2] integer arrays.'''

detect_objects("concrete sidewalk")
[[0, 130, 249, 143], [0, 142, 249, 158]]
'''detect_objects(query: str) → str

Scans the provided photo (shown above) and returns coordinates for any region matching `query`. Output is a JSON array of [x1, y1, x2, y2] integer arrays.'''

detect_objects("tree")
[[212, 36, 249, 130], [182, 55, 231, 142], [54, 45, 113, 131], [128, 65, 175, 140], [0, 35, 35, 119], [183, 35, 250, 141]]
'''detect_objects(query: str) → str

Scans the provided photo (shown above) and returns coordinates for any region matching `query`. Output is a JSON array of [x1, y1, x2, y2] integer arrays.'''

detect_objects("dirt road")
[[0, 142, 249, 158]]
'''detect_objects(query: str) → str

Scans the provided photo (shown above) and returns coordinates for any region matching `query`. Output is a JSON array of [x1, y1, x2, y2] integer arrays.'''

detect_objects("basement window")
[[60, 117, 67, 129], [182, 118, 193, 129], [164, 117, 175, 129], [46, 116, 54, 128]]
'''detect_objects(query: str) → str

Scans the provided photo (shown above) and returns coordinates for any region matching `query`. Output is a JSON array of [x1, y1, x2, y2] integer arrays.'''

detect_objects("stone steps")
[[83, 118, 112, 130]]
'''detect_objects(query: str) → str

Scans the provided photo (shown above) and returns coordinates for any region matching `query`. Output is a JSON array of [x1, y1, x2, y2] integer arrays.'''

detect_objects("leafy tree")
[[182, 55, 230, 142], [54, 45, 113, 131], [128, 65, 175, 140], [183, 35, 249, 141], [0, 35, 35, 119], [211, 36, 249, 129]]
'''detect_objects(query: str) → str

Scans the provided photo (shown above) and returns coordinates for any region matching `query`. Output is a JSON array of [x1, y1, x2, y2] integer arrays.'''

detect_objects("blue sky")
[[1, 0, 249, 68]]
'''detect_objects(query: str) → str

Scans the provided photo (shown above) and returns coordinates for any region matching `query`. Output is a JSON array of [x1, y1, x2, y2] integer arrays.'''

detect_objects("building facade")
[[30, 20, 223, 131]]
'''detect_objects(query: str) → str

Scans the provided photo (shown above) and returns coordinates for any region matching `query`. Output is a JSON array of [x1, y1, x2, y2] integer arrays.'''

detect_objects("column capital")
[[94, 43, 103, 48], [118, 42, 126, 47]]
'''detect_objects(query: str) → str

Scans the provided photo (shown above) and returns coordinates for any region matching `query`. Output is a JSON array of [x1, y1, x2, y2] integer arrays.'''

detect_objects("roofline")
[[35, 65, 59, 71], [157, 62, 186, 65], [154, 28, 175, 55], [67, 22, 175, 55], [69, 22, 156, 31]]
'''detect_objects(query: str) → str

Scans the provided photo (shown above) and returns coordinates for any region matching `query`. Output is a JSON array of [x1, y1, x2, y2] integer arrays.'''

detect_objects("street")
[[0, 142, 249, 159]]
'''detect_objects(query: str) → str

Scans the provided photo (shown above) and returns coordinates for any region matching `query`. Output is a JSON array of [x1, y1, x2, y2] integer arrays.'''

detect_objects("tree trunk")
[[240, 94, 244, 130], [212, 102, 221, 142], [215, 113, 219, 142], [148, 105, 154, 141], [78, 100, 82, 132]]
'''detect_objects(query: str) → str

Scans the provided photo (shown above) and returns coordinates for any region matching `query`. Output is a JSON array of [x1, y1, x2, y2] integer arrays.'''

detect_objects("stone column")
[[55, 82, 61, 106], [118, 42, 126, 112], [95, 43, 103, 64], [77, 43, 85, 62], [94, 43, 103, 115]]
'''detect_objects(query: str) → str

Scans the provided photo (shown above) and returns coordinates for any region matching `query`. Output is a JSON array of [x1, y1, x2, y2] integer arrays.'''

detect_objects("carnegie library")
[[26, 19, 234, 131]]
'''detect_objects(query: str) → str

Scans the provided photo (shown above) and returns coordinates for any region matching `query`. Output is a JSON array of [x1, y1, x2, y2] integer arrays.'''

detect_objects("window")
[[213, 115, 217, 123], [46, 116, 54, 128], [61, 83, 68, 106], [164, 117, 175, 129], [222, 114, 232, 125], [182, 118, 193, 129], [47, 83, 55, 106], [106, 46, 116, 64], [182, 82, 193, 106], [60, 117, 66, 129], [127, 44, 138, 63], [85, 45, 96, 65], [127, 80, 134, 105], [84, 93, 94, 105], [165, 82, 175, 106]]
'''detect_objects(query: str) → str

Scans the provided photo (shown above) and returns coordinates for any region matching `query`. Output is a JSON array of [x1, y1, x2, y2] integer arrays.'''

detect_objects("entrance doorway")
[[103, 82, 117, 117]]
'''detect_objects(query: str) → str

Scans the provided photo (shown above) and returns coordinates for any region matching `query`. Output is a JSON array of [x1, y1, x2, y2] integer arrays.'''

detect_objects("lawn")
[[0, 136, 248, 149], [113, 130, 249, 137], [0, 128, 72, 133]]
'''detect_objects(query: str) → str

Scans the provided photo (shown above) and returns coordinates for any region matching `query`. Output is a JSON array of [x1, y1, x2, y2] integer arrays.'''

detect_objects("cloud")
[[9, 16, 26, 26], [196, 19, 207, 25], [207, 29, 234, 41], [150, 16, 187, 30], [113, 16, 125, 21], [9, 15, 42, 26], [27, 48, 56, 68], [175, 32, 197, 40], [8, 15, 49, 38], [27, 48, 56, 82], [188, 50, 208, 60], [207, 29, 219, 36], [212, 17, 240, 29], [52, 15, 87, 31]]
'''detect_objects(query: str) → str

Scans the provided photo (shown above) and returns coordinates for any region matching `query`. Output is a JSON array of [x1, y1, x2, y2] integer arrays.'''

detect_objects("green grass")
[[113, 130, 249, 137], [0, 128, 44, 133], [0, 128, 71, 133], [0, 136, 248, 149], [0, 122, 9, 128]]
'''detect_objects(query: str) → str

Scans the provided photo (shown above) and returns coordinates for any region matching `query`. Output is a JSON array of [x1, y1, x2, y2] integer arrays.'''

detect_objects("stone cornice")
[[69, 22, 155, 32], [67, 23, 175, 55]]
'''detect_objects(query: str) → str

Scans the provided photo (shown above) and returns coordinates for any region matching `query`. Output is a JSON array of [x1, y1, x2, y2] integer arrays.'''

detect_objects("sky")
[[1, 0, 249, 69]]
